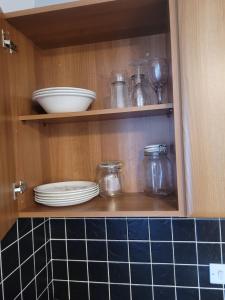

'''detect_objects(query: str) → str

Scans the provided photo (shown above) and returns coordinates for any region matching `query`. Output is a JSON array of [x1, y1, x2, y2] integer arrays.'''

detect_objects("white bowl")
[[33, 93, 95, 113]]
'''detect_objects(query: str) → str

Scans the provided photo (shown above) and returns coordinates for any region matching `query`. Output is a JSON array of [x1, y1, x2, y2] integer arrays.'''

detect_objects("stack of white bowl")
[[34, 181, 99, 207], [32, 87, 96, 113]]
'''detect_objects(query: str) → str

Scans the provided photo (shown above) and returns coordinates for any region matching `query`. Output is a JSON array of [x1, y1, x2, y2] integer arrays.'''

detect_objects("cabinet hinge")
[[1, 29, 17, 54], [13, 181, 27, 200]]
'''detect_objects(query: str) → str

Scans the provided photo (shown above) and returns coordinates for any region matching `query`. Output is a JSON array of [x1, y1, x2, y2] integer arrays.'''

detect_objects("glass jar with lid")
[[144, 144, 174, 197], [97, 161, 123, 197]]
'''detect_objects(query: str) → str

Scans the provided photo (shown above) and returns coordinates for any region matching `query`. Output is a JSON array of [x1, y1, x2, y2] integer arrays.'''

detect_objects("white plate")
[[34, 185, 99, 196], [35, 190, 99, 201], [33, 87, 95, 95], [35, 196, 97, 207], [35, 190, 99, 199], [34, 181, 98, 194]]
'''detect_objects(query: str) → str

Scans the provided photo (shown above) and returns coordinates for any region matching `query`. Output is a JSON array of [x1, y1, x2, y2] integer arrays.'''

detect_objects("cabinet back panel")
[[40, 115, 174, 193], [36, 34, 173, 109]]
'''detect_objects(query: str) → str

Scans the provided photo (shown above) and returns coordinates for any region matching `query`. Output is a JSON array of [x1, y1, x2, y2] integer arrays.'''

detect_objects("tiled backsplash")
[[1, 218, 225, 300], [0, 218, 52, 300]]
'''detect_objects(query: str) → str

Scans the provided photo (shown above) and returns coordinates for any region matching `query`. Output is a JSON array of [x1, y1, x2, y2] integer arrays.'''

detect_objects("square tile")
[[90, 284, 109, 300], [50, 219, 65, 239], [89, 262, 108, 282], [176, 288, 199, 300], [32, 218, 44, 228], [108, 241, 128, 261], [172, 219, 195, 241], [3, 269, 21, 300], [130, 263, 152, 284], [201, 289, 223, 300], [69, 261, 87, 281], [150, 219, 172, 241], [87, 241, 107, 261], [51, 241, 66, 260], [22, 280, 36, 300], [38, 289, 48, 300], [110, 284, 130, 300], [19, 232, 33, 263], [109, 263, 129, 283], [154, 287, 175, 300], [67, 240, 86, 260], [132, 286, 152, 300], [33, 224, 45, 251], [196, 219, 220, 242], [107, 219, 127, 240], [2, 243, 19, 278], [53, 260, 68, 280], [198, 243, 221, 264], [199, 266, 222, 288], [174, 242, 197, 264], [54, 280, 69, 300], [18, 219, 32, 238], [128, 219, 149, 240], [66, 218, 85, 239], [175, 265, 198, 287], [153, 264, 174, 286], [151, 242, 173, 263], [70, 282, 88, 300], [1, 223, 17, 250], [129, 242, 150, 262], [21, 257, 35, 289], [86, 219, 106, 239]]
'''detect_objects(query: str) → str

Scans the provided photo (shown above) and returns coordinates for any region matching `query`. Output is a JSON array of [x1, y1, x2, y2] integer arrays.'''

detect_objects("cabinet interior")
[[3, 0, 184, 217]]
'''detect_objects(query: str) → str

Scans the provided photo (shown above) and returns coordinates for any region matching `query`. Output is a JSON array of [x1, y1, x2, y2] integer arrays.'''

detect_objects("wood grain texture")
[[0, 12, 18, 239], [19, 104, 173, 122], [18, 193, 179, 217], [178, 0, 225, 217], [5, 0, 169, 49], [2, 18, 44, 212], [32, 34, 177, 198]]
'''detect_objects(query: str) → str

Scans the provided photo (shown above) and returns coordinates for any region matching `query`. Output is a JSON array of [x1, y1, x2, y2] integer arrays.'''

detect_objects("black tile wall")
[[50, 218, 225, 300], [1, 217, 225, 300], [0, 218, 52, 300]]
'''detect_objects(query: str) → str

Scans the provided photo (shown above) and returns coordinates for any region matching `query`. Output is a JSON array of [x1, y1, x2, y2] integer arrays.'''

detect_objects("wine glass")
[[148, 58, 168, 104]]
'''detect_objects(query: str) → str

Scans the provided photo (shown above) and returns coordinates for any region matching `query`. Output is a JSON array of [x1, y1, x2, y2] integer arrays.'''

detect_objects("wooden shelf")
[[18, 193, 179, 218], [5, 0, 169, 49], [19, 104, 173, 123]]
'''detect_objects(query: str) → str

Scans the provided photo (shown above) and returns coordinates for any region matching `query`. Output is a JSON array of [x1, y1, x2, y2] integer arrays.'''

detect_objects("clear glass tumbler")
[[144, 144, 174, 197], [111, 71, 129, 108], [97, 161, 123, 197]]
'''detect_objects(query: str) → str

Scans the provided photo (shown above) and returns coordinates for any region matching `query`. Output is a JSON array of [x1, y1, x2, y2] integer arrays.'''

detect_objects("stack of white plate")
[[32, 87, 96, 113], [34, 181, 99, 207]]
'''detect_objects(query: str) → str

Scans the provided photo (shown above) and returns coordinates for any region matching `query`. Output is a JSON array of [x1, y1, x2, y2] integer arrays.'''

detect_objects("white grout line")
[[126, 217, 132, 300], [16, 221, 24, 300], [43, 218, 50, 300], [148, 218, 155, 300], [0, 243, 5, 300], [84, 219, 90, 300], [194, 219, 201, 300], [170, 217, 177, 300], [49, 218, 55, 298], [31, 219, 38, 300], [64, 218, 71, 300], [104, 217, 111, 300]]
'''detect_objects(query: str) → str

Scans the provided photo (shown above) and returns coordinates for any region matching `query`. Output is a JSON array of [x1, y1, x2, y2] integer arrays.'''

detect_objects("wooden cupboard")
[[3, 0, 224, 236]]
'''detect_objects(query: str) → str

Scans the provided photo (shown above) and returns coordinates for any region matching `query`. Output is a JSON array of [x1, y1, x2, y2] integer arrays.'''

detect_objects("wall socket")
[[210, 264, 225, 284]]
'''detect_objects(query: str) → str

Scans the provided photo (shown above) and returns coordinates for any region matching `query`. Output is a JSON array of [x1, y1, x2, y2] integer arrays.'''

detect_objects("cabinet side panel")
[[0, 12, 18, 239], [178, 0, 225, 216], [3, 20, 44, 211]]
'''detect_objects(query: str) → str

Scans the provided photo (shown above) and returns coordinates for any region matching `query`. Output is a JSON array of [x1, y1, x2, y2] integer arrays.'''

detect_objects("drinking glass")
[[148, 58, 168, 104]]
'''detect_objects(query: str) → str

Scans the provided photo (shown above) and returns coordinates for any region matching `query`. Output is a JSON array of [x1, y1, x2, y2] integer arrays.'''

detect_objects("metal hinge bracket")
[[1, 29, 17, 54], [13, 181, 27, 200]]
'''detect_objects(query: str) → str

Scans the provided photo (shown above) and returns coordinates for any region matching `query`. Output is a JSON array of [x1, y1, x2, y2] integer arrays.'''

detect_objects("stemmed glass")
[[148, 58, 168, 104]]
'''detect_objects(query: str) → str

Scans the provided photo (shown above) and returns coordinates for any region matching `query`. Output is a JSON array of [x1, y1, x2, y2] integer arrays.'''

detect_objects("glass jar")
[[144, 144, 174, 197], [97, 161, 123, 197]]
